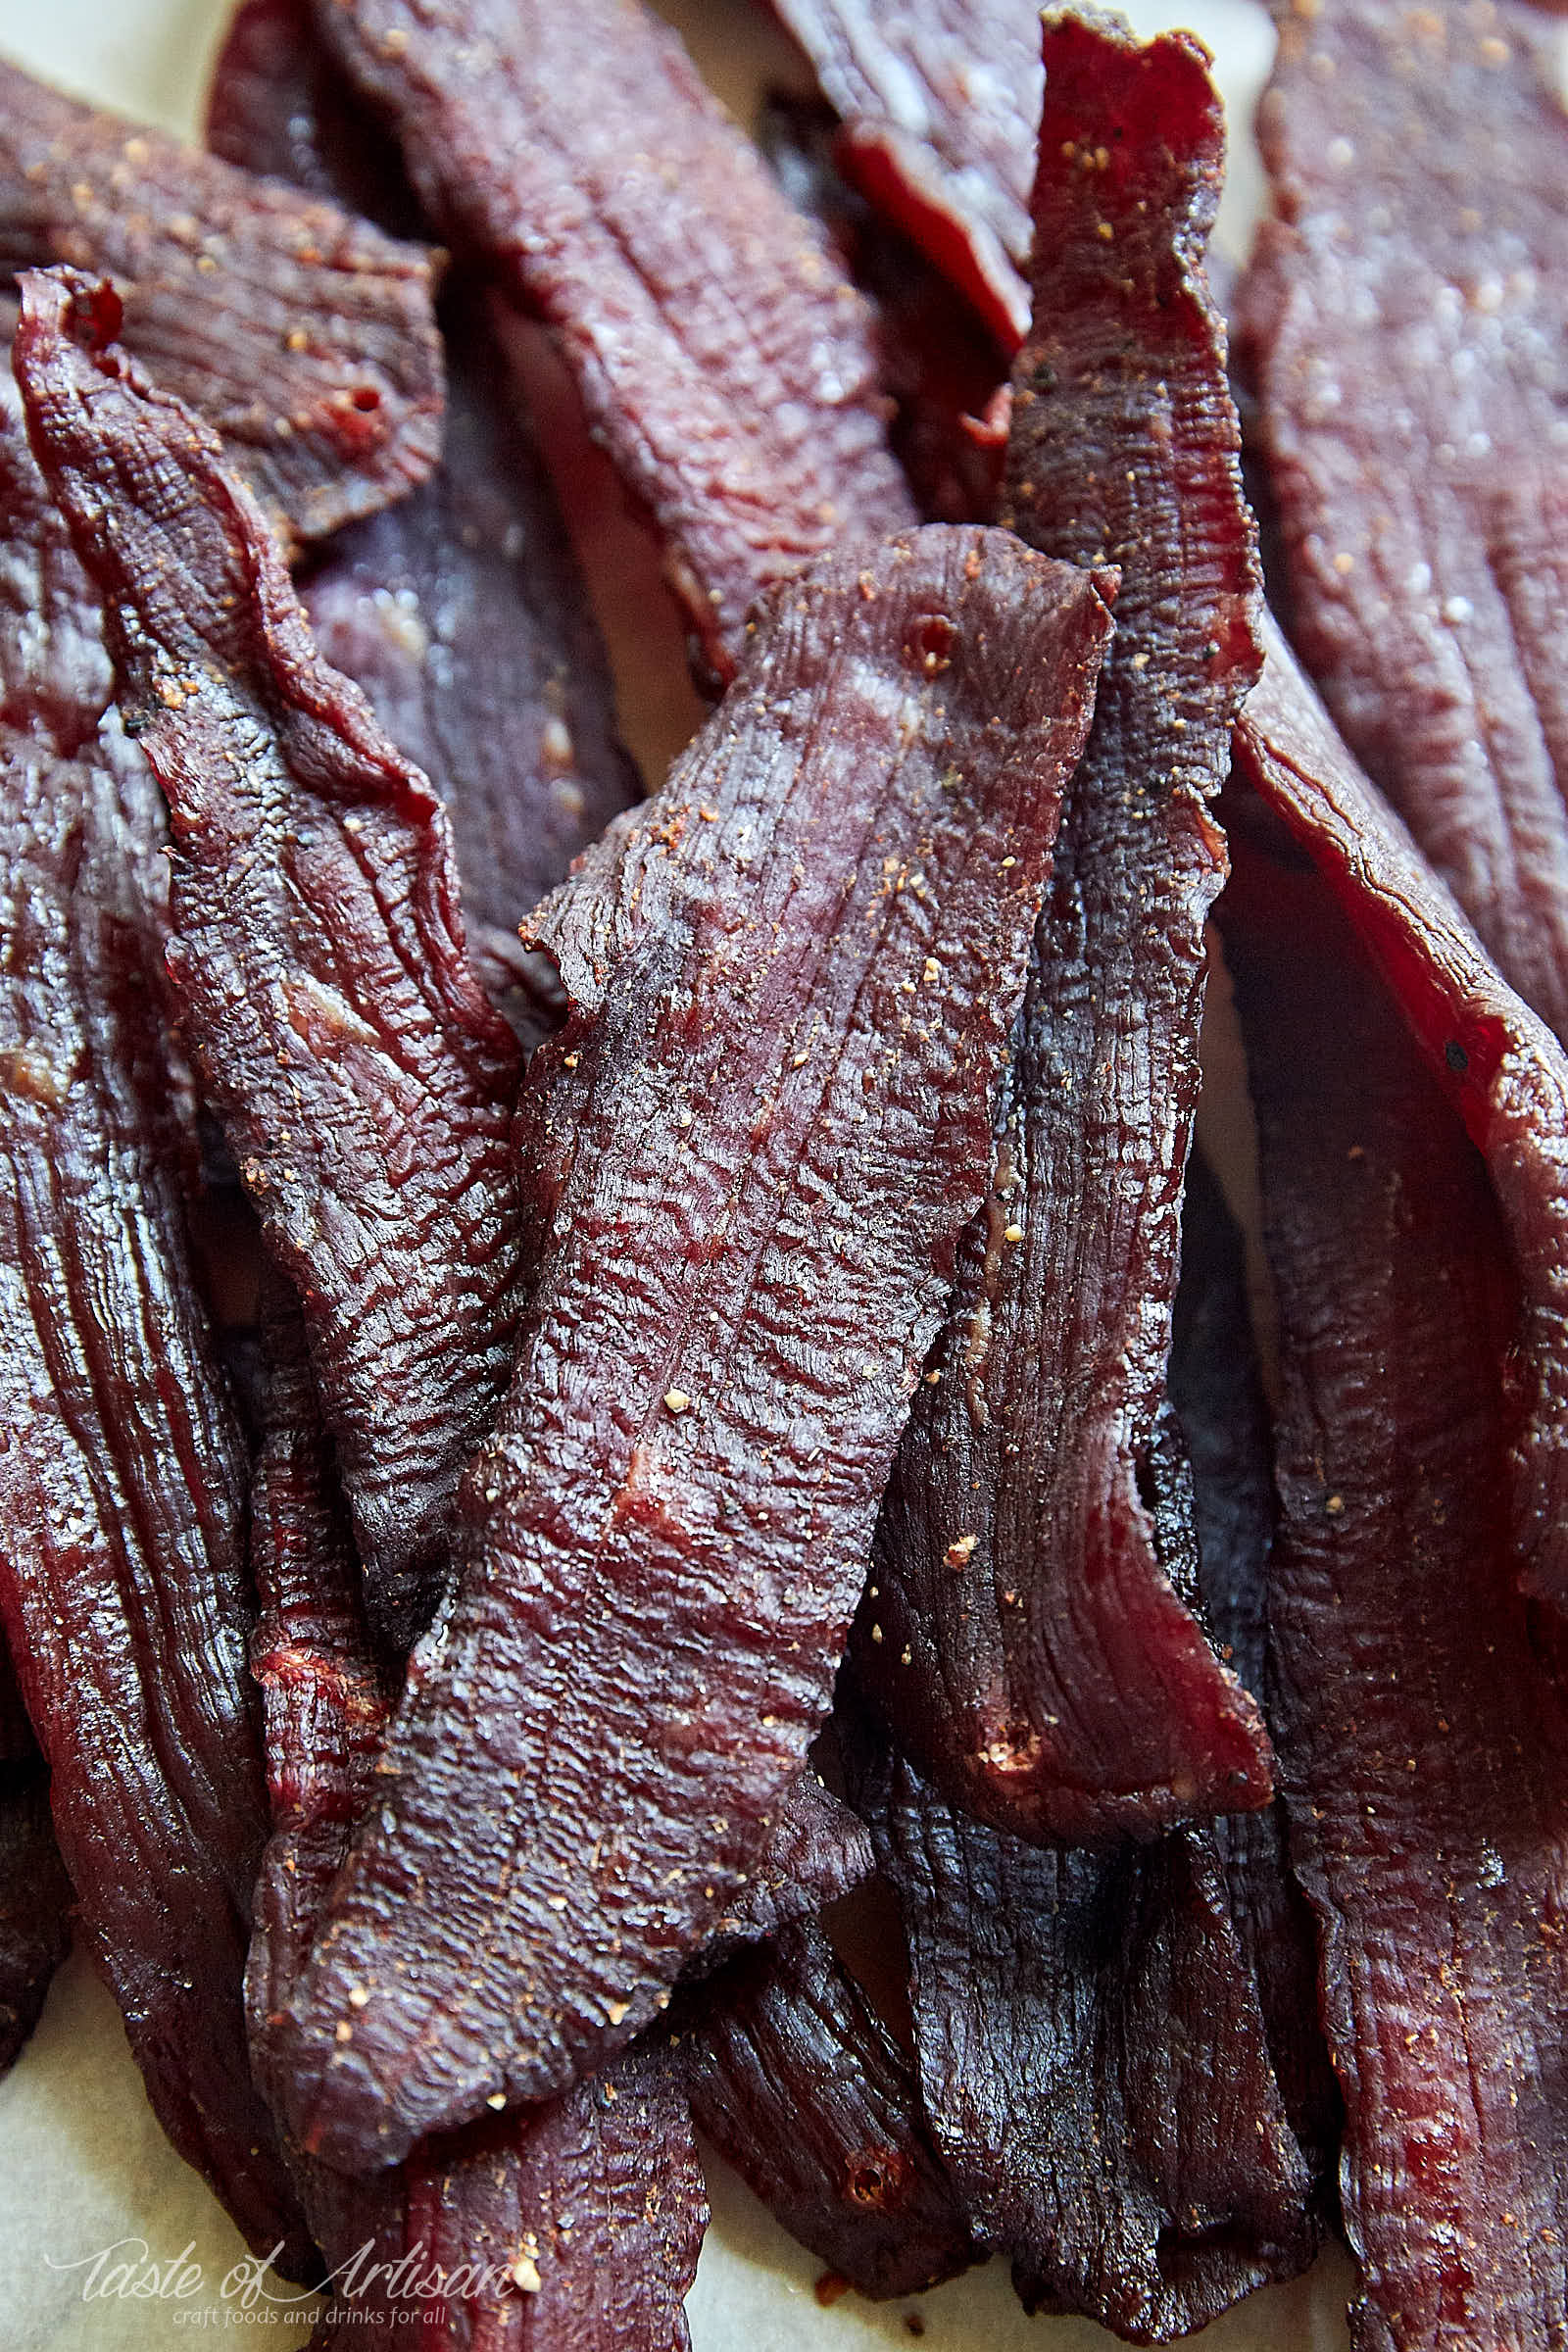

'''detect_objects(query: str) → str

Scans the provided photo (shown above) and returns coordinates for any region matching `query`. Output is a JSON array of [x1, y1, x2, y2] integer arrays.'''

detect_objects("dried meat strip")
[[848, 1715, 1319, 2340], [765, 0, 1040, 349], [0, 1637, 72, 2076], [0, 333, 308, 2261], [855, 10, 1270, 1844], [245, 1283, 707, 2350], [1218, 732, 1568, 2348], [1236, 0, 1568, 1045], [309, 0, 916, 684], [269, 523, 1113, 2171], [1233, 619, 1568, 1630], [299, 290, 645, 1041], [679, 1919, 975, 2300], [16, 268, 526, 1652], [207, 0, 643, 1042], [0, 53, 442, 543]]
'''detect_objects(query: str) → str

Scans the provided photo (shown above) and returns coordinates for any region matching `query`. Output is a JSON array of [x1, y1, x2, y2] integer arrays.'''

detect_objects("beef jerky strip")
[[17, 268, 526, 1653], [1236, 0, 1568, 1044], [759, 96, 1008, 528], [0, 336, 309, 2263], [1218, 796, 1568, 2350], [855, 9, 1270, 1844], [207, 1, 643, 1043], [0, 1634, 72, 2077], [764, 0, 1040, 350], [1234, 621, 1568, 1628], [679, 1916, 974, 2299], [846, 1714, 1319, 2340], [1167, 1150, 1341, 2201], [267, 523, 1113, 2171], [0, 52, 442, 543], [244, 1284, 708, 2348], [309, 0, 916, 686]]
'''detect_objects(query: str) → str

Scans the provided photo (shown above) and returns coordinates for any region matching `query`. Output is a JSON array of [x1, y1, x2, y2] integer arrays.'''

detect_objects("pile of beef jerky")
[[1, 0, 1565, 2344]]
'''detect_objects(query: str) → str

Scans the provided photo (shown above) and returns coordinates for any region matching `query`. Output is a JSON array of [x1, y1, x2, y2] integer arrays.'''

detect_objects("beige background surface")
[[0, 0, 1359, 2344]]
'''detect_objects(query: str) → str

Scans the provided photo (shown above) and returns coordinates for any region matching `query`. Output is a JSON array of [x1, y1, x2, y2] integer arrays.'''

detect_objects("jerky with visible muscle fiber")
[[0, 52, 442, 542], [679, 1919, 975, 2299], [1237, 0, 1568, 1043], [310, 0, 916, 685], [0, 333, 308, 2262], [242, 1295, 707, 2346], [16, 268, 525, 1652], [1219, 771, 1568, 2351], [856, 9, 1270, 1843], [849, 1714, 1318, 2341], [271, 523, 1113, 2170], [206, 0, 643, 1039], [765, 0, 1040, 349]]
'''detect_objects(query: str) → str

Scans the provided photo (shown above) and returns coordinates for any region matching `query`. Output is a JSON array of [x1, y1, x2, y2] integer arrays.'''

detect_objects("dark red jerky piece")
[[758, 97, 1008, 527], [206, 0, 419, 231], [309, 0, 916, 686], [704, 1769, 874, 1965], [679, 1921, 975, 2300], [855, 11, 1270, 1844], [300, 287, 644, 1043], [207, 1, 643, 1041], [849, 1725, 1318, 2341], [0, 53, 442, 543], [271, 525, 1113, 2170], [1219, 800, 1568, 2352], [16, 269, 525, 1654], [0, 329, 308, 2263], [1169, 1151, 1342, 2201], [765, 0, 1040, 351], [1233, 619, 1568, 1630], [1236, 0, 1568, 1044]]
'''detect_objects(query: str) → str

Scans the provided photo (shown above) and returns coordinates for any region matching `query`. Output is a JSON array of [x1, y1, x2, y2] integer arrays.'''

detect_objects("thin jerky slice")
[[16, 268, 525, 1652], [206, 0, 644, 1039], [1233, 619, 1568, 1629], [1219, 785, 1568, 2351], [857, 9, 1269, 1843], [679, 1920, 975, 2299], [765, 0, 1040, 348], [272, 524, 1113, 2170], [299, 286, 644, 1039], [0, 341, 307, 2261], [850, 1717, 1318, 2342], [758, 96, 1008, 527], [0, 53, 442, 542], [244, 1283, 709, 2349], [1168, 1150, 1341, 2199], [1236, 0, 1568, 1043], [310, 0, 916, 684]]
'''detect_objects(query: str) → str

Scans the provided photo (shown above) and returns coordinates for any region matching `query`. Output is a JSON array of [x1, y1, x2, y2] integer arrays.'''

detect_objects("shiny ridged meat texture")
[[679, 1920, 975, 2299], [244, 1285, 708, 2348], [308, 0, 917, 684], [1236, 0, 1568, 1045], [1234, 620, 1568, 1628], [207, 0, 642, 1043], [765, 0, 1041, 349], [15, 267, 526, 1653], [856, 9, 1270, 1843], [0, 52, 442, 542], [0, 330, 308, 2263], [269, 523, 1113, 2171], [1221, 688, 1568, 2349]]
